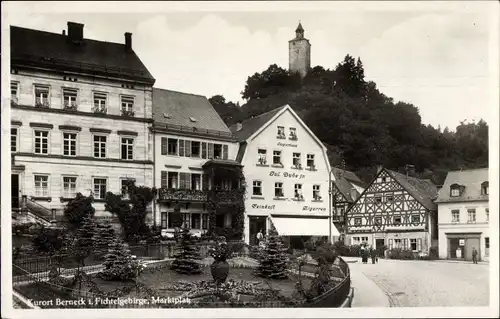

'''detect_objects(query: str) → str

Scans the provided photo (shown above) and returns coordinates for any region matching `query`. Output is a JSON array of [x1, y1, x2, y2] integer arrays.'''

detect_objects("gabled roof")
[[332, 167, 365, 188], [153, 88, 231, 135], [385, 169, 438, 211], [435, 168, 489, 203], [334, 176, 358, 203], [229, 106, 286, 142], [10, 25, 155, 84]]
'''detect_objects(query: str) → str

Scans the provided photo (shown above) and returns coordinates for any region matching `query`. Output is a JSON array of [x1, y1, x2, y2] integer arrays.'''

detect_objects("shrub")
[[32, 226, 65, 256], [311, 242, 338, 266], [99, 237, 145, 281], [254, 226, 289, 279], [171, 227, 202, 274], [429, 246, 439, 260], [227, 241, 247, 256], [347, 244, 361, 257], [388, 248, 415, 260], [63, 193, 95, 228], [332, 240, 349, 256]]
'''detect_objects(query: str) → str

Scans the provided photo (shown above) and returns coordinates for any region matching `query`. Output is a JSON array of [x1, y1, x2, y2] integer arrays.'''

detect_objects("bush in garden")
[[312, 242, 338, 266], [65, 216, 97, 268], [63, 193, 95, 229], [99, 237, 145, 281], [332, 240, 349, 256], [93, 221, 116, 258], [348, 244, 361, 257], [170, 227, 202, 274], [32, 226, 65, 256], [254, 226, 289, 279]]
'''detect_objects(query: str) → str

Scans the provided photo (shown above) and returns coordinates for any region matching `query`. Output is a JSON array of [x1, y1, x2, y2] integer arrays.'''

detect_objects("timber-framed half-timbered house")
[[346, 167, 439, 255]]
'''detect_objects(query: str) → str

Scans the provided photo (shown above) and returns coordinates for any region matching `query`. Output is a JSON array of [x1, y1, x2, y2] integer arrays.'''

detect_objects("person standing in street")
[[370, 246, 377, 264], [472, 247, 478, 264]]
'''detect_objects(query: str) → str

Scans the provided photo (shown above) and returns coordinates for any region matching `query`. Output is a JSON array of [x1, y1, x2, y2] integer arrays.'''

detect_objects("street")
[[347, 257, 490, 307]]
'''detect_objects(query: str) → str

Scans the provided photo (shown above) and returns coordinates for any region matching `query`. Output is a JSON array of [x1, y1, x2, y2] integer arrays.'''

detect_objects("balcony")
[[211, 188, 245, 204], [158, 188, 207, 202]]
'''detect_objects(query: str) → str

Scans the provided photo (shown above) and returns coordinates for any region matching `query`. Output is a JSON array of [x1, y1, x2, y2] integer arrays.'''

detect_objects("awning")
[[270, 216, 340, 237]]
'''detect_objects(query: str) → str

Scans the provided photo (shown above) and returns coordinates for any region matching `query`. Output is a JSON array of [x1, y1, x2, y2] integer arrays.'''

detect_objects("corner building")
[[10, 22, 155, 223], [229, 105, 338, 245]]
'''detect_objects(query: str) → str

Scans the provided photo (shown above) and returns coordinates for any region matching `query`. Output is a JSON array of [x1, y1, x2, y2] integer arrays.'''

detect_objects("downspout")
[[149, 87, 156, 228]]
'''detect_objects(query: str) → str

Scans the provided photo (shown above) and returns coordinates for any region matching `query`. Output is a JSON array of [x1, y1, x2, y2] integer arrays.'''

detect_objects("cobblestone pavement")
[[348, 257, 489, 307]]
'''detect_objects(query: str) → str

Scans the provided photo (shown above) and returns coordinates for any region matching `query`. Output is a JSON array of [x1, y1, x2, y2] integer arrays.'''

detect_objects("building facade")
[[151, 88, 244, 238], [346, 167, 438, 255], [230, 105, 338, 245], [289, 22, 311, 79], [10, 22, 155, 223], [435, 168, 490, 261]]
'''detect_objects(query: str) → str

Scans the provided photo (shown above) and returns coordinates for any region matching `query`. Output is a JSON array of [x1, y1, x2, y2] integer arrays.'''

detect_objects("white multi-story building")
[[435, 168, 490, 261], [229, 105, 338, 245], [151, 88, 244, 238], [10, 22, 155, 223]]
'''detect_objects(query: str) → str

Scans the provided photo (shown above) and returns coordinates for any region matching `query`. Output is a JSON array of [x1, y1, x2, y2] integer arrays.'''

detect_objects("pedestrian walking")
[[256, 229, 264, 246], [361, 244, 369, 264], [370, 246, 377, 264], [472, 247, 478, 264]]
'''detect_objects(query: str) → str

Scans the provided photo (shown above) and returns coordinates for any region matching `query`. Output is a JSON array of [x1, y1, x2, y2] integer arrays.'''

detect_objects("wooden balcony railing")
[[158, 188, 245, 203]]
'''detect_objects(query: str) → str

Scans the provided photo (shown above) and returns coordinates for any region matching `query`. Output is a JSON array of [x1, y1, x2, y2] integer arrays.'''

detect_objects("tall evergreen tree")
[[254, 225, 289, 279], [99, 236, 140, 281], [93, 221, 116, 258], [170, 227, 202, 274]]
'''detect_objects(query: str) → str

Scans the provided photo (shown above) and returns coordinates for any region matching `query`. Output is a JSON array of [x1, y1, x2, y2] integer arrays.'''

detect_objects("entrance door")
[[249, 216, 267, 246], [11, 174, 20, 211], [465, 238, 480, 261]]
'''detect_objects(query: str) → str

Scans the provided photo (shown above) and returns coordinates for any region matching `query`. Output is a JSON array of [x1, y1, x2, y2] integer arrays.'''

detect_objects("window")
[[353, 237, 360, 245], [354, 218, 362, 226], [374, 217, 382, 226], [273, 150, 282, 165], [121, 95, 134, 115], [361, 237, 368, 243], [294, 184, 303, 199], [289, 127, 297, 140], [451, 210, 460, 223], [63, 132, 77, 156], [167, 138, 178, 155], [168, 172, 179, 188], [93, 178, 107, 199], [63, 88, 78, 109], [386, 195, 394, 202], [191, 174, 201, 190], [63, 176, 77, 198], [34, 175, 49, 197], [202, 214, 208, 230], [253, 181, 262, 196], [277, 126, 285, 138], [11, 82, 18, 104], [191, 141, 201, 157], [381, 177, 387, 183], [93, 135, 107, 158], [258, 149, 267, 165], [313, 185, 321, 200], [214, 144, 223, 159], [450, 186, 460, 197], [34, 130, 49, 154], [121, 137, 134, 160], [375, 196, 382, 203], [486, 208, 489, 222], [481, 182, 489, 195], [292, 153, 301, 167], [121, 179, 135, 199], [182, 213, 191, 228], [485, 237, 489, 249], [161, 212, 168, 228], [34, 85, 50, 107], [393, 216, 402, 225], [467, 209, 476, 223], [93, 92, 107, 113], [411, 215, 420, 224], [410, 239, 417, 251], [394, 239, 402, 249], [307, 154, 315, 169], [191, 213, 201, 229], [275, 182, 284, 197], [11, 128, 18, 152]]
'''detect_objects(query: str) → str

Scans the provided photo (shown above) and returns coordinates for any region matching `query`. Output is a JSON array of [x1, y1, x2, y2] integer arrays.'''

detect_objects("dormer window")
[[481, 182, 489, 195], [450, 184, 461, 197], [189, 117, 197, 123]]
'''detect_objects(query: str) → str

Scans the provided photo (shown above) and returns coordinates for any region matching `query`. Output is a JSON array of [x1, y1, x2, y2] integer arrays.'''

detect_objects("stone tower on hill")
[[289, 22, 311, 79]]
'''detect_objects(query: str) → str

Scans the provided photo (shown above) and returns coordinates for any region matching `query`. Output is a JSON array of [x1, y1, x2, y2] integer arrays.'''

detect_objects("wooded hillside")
[[209, 55, 488, 185]]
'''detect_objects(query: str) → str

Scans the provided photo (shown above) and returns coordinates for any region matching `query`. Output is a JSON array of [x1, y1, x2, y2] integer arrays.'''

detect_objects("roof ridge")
[[239, 105, 286, 124], [153, 87, 207, 99]]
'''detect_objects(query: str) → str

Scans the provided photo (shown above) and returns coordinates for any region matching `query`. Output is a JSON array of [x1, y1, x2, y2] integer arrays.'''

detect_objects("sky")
[[3, 1, 498, 130]]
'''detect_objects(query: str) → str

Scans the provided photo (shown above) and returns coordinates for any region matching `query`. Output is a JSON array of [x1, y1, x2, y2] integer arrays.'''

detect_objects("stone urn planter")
[[209, 236, 231, 285]]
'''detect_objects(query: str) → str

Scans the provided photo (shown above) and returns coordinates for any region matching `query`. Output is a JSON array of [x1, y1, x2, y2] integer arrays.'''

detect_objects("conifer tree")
[[93, 221, 116, 258], [67, 215, 96, 268], [99, 236, 139, 281], [170, 227, 202, 274], [254, 224, 289, 279]]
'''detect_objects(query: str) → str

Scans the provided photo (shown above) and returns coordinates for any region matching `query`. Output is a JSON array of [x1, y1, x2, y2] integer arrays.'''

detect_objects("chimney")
[[235, 122, 243, 132], [67, 21, 84, 43], [62, 30, 66, 36], [350, 188, 358, 201], [125, 32, 132, 51]]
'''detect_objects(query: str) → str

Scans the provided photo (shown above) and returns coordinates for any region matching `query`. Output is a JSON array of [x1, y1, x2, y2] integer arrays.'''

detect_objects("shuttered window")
[[202, 142, 208, 159], [417, 238, 422, 251], [185, 140, 191, 157], [223, 144, 228, 160], [179, 140, 185, 157], [161, 171, 168, 188], [161, 138, 168, 155], [208, 143, 214, 159]]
